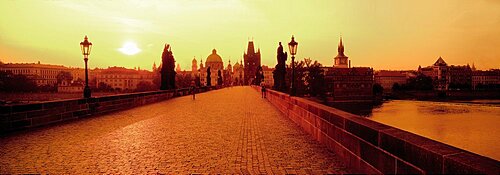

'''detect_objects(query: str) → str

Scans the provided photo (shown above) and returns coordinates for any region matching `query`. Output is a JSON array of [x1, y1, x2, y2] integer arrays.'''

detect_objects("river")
[[329, 100, 500, 161]]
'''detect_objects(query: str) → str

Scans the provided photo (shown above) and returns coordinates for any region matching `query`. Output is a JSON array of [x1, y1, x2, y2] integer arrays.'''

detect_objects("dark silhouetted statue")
[[254, 66, 263, 85], [206, 66, 211, 86], [273, 42, 287, 91], [160, 44, 176, 90], [217, 70, 223, 86]]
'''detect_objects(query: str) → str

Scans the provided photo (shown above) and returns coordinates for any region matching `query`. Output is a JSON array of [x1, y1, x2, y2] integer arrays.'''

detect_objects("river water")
[[330, 100, 500, 161]]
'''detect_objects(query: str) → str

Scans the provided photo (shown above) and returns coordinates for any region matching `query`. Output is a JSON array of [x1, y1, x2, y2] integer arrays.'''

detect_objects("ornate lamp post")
[[80, 35, 92, 98], [288, 35, 298, 96]]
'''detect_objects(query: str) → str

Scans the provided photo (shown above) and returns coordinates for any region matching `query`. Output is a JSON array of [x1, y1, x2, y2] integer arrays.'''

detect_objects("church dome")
[[206, 49, 223, 63]]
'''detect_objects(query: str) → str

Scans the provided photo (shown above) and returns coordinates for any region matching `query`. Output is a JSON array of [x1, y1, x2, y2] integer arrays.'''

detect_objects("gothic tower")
[[333, 37, 349, 68], [192, 57, 198, 72], [243, 40, 261, 85]]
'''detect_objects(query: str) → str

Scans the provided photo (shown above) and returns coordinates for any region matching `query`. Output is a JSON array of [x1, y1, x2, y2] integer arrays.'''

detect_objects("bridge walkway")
[[0, 86, 346, 174]]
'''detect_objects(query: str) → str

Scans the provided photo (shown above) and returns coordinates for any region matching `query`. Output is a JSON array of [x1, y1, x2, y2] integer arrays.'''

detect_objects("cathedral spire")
[[247, 41, 255, 54], [333, 36, 349, 68], [338, 36, 345, 56]]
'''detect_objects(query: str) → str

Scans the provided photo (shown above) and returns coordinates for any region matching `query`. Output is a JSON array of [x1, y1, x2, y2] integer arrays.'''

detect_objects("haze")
[[1, 0, 499, 70]]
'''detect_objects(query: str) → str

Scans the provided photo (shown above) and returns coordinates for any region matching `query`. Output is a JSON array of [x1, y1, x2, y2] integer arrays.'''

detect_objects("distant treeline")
[[0, 70, 200, 93], [0, 71, 42, 92]]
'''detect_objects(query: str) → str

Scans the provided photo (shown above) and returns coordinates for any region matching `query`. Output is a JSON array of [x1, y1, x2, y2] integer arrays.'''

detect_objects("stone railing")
[[253, 86, 499, 174], [1, 86, 219, 133]]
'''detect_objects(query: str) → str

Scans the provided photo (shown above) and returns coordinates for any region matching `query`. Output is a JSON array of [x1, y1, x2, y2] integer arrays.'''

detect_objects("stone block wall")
[[254, 86, 499, 174], [1, 86, 218, 133]]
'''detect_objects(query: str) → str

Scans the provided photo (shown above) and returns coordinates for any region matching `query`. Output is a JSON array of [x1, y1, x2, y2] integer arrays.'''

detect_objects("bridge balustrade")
[[0, 86, 218, 133]]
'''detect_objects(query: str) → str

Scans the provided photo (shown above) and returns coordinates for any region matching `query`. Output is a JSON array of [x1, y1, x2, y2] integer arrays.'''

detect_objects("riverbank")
[[0, 92, 120, 104], [388, 90, 500, 101]]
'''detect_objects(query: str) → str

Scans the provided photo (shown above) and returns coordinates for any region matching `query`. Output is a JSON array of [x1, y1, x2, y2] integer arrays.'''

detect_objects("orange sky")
[[1, 0, 499, 71]]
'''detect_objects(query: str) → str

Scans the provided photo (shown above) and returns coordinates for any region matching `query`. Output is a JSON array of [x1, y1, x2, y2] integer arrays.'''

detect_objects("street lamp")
[[80, 35, 92, 98], [288, 35, 298, 96]]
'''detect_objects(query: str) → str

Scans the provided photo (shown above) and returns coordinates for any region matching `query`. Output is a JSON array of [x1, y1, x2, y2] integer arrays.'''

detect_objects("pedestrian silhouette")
[[261, 82, 267, 98], [191, 81, 196, 100]]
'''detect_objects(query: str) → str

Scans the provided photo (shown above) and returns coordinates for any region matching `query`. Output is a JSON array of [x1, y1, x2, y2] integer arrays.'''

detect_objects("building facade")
[[243, 41, 261, 85], [57, 80, 84, 93], [447, 65, 472, 89], [0, 61, 71, 86], [374, 70, 408, 91], [200, 49, 225, 86], [96, 66, 154, 91], [233, 60, 244, 85], [418, 57, 474, 90], [324, 37, 374, 102], [472, 69, 500, 89], [261, 65, 274, 87], [324, 67, 374, 101]]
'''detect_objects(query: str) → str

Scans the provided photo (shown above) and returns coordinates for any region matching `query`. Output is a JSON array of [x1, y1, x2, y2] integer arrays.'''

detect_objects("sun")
[[118, 41, 141, 55]]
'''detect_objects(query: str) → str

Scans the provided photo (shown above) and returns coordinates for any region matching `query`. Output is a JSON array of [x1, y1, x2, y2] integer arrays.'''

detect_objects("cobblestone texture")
[[0, 86, 346, 174]]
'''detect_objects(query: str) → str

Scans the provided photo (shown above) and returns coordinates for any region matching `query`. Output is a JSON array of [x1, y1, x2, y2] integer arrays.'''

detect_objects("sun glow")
[[118, 42, 141, 55]]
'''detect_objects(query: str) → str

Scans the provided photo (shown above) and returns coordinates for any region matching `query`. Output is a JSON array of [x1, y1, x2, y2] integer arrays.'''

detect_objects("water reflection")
[[327, 102, 380, 117], [326, 100, 500, 161]]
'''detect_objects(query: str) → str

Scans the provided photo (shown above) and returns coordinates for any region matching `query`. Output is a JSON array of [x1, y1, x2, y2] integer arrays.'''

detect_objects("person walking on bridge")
[[261, 82, 267, 98], [191, 81, 196, 100]]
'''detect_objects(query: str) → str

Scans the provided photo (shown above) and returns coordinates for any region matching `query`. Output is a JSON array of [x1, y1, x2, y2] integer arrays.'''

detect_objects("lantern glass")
[[80, 44, 85, 55], [288, 36, 298, 56], [80, 36, 92, 56]]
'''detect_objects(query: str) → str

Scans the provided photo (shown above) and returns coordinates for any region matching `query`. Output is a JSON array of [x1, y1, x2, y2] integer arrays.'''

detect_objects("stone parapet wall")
[[1, 86, 219, 133], [253, 86, 499, 174]]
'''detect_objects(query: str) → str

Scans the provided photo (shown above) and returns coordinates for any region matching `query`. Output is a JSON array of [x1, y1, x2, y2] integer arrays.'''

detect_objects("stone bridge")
[[0, 86, 498, 174], [0, 87, 345, 174]]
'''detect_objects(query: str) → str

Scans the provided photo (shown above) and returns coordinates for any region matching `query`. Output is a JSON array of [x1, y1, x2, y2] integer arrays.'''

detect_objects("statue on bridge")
[[206, 66, 211, 86], [160, 44, 176, 90], [273, 42, 287, 92], [217, 70, 223, 86]]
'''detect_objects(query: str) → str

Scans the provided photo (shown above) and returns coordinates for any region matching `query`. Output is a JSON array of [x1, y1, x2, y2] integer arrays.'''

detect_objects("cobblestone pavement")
[[0, 86, 346, 174]]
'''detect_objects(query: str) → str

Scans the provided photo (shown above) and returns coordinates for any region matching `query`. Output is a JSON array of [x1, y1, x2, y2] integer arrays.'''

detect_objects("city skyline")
[[1, 0, 500, 71]]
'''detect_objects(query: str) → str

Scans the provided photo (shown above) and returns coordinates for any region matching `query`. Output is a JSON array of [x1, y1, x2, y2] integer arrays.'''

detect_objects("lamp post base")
[[83, 86, 91, 98]]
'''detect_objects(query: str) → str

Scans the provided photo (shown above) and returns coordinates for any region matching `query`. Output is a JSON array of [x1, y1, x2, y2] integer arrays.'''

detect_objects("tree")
[[160, 44, 176, 90], [97, 82, 113, 92], [304, 58, 325, 97], [406, 73, 433, 91], [373, 83, 383, 95], [392, 83, 401, 91], [254, 66, 263, 85], [176, 73, 193, 88], [74, 78, 84, 85], [206, 67, 211, 86], [56, 71, 73, 84], [286, 60, 306, 96], [152, 70, 161, 89], [0, 71, 37, 92], [135, 81, 156, 92], [217, 70, 223, 86], [38, 84, 56, 92]]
